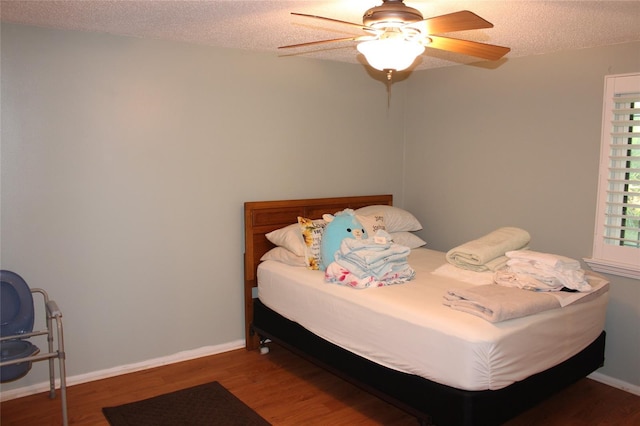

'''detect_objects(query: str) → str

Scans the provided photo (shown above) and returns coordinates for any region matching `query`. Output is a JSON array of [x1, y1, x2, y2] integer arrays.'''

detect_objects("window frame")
[[585, 72, 640, 280]]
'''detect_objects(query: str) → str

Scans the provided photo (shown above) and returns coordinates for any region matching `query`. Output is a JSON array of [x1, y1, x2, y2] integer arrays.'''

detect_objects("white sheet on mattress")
[[257, 248, 609, 391]]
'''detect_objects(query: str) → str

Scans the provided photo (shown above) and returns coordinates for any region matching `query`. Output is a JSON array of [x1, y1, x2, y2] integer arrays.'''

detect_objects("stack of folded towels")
[[494, 250, 591, 292], [325, 231, 415, 289]]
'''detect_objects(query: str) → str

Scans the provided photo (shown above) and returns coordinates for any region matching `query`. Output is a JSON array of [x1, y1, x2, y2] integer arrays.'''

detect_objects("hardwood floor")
[[1, 343, 639, 425]]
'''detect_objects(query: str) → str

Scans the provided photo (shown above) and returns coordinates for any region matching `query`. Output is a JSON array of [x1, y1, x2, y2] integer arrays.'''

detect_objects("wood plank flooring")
[[1, 342, 639, 425]]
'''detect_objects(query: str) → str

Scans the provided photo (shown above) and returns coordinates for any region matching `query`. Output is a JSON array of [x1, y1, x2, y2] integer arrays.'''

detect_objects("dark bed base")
[[252, 298, 606, 426]]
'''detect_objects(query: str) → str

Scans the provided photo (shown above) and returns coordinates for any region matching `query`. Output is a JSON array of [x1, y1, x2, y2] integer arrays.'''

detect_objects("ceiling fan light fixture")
[[357, 38, 425, 71]]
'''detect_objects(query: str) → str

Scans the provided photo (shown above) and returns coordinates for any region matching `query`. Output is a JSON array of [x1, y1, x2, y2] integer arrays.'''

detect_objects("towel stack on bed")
[[443, 273, 608, 322], [494, 250, 591, 292], [325, 233, 415, 289], [441, 229, 606, 322], [445, 227, 530, 272]]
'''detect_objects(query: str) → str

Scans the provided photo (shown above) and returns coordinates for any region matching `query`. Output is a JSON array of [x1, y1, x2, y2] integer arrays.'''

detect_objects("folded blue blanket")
[[334, 236, 413, 280]]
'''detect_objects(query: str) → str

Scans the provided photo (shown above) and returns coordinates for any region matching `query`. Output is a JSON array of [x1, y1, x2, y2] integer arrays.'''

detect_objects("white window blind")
[[605, 93, 639, 246], [586, 73, 640, 279]]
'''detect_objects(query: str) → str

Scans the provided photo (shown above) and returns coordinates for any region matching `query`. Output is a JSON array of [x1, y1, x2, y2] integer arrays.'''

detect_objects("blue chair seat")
[[0, 340, 40, 382], [1, 271, 35, 336]]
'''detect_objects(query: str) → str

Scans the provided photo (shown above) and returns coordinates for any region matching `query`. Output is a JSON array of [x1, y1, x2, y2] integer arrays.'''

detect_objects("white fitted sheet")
[[257, 248, 609, 391]]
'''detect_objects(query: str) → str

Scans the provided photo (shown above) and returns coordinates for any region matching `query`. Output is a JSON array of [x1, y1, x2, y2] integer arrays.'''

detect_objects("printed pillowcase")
[[298, 217, 327, 270], [358, 213, 426, 248], [356, 213, 386, 237], [355, 205, 422, 232], [356, 206, 425, 249]]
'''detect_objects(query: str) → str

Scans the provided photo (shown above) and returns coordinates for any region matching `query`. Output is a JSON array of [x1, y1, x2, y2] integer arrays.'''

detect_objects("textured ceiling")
[[1, 1, 639, 71]]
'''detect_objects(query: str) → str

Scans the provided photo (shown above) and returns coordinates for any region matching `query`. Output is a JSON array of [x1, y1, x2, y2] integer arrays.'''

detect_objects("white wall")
[[0, 23, 407, 391], [403, 41, 640, 388]]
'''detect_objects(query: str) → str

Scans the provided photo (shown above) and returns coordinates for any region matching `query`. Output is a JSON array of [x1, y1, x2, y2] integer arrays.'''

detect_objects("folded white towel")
[[445, 227, 530, 272], [499, 250, 591, 292], [505, 250, 581, 270], [494, 270, 562, 292], [504, 261, 591, 292], [494, 271, 608, 307]]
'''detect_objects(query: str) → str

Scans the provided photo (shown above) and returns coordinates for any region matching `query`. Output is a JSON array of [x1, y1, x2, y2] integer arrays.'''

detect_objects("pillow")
[[356, 213, 386, 236], [355, 205, 422, 232], [390, 231, 427, 249], [298, 217, 327, 270], [265, 223, 305, 257], [260, 247, 306, 267]]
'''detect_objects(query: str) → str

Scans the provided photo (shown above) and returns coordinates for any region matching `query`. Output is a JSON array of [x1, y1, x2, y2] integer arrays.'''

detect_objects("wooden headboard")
[[243, 194, 393, 349]]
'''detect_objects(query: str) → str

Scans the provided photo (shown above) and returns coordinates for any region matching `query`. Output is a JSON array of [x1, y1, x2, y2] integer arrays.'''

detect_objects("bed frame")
[[243, 195, 606, 425]]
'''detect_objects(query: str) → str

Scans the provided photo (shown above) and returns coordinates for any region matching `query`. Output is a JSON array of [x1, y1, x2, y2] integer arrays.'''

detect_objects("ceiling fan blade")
[[407, 10, 493, 34], [291, 12, 375, 32], [279, 36, 373, 50], [427, 35, 510, 61]]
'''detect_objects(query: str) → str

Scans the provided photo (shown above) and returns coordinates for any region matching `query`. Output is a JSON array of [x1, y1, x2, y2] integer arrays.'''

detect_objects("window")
[[586, 73, 640, 279]]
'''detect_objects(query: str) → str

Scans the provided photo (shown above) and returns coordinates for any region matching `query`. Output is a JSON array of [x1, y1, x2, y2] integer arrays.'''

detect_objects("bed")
[[243, 195, 608, 425]]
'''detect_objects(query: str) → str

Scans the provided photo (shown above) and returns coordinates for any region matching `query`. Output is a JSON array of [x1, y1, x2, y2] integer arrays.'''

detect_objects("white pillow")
[[355, 205, 422, 232], [390, 232, 426, 249], [265, 223, 305, 256], [260, 247, 306, 267], [356, 213, 386, 237]]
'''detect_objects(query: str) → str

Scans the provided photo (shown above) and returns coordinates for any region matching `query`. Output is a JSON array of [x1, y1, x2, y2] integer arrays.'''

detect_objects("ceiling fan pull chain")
[[386, 70, 393, 108]]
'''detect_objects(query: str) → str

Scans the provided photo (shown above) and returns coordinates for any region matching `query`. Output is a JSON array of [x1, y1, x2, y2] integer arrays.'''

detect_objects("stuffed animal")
[[320, 209, 367, 271]]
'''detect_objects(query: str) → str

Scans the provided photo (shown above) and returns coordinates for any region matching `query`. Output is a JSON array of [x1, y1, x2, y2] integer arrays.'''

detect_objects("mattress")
[[257, 248, 609, 391]]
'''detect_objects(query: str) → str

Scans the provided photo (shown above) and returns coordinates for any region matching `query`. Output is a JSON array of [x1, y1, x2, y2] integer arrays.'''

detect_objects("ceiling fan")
[[279, 0, 510, 80]]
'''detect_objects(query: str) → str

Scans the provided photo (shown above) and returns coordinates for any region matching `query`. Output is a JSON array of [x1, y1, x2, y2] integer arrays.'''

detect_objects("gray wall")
[[404, 42, 640, 388], [0, 24, 406, 391], [1, 22, 638, 393]]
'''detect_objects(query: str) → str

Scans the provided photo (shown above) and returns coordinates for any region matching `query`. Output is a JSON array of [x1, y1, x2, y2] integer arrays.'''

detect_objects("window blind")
[[603, 93, 640, 248], [587, 73, 640, 279]]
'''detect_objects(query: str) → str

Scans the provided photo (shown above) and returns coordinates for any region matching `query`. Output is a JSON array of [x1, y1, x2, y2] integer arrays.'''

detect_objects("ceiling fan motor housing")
[[363, 0, 424, 27]]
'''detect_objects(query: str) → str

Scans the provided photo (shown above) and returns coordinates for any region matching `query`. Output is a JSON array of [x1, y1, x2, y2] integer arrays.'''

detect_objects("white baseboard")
[[0, 339, 245, 402], [588, 371, 640, 396], [3, 343, 637, 402]]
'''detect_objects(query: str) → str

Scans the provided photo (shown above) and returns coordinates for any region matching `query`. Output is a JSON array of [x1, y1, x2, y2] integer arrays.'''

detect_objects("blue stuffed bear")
[[320, 208, 367, 271]]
